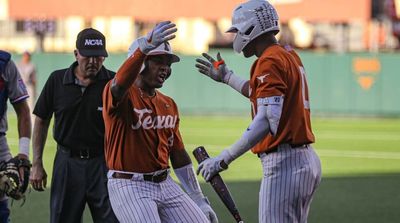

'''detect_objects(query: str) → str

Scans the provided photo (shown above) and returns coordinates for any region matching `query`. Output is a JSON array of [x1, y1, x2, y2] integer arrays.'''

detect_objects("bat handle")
[[193, 146, 245, 223], [193, 146, 210, 163]]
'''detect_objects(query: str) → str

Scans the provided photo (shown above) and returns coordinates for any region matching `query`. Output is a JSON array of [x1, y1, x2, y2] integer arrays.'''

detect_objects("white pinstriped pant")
[[107, 171, 209, 223], [259, 144, 322, 223]]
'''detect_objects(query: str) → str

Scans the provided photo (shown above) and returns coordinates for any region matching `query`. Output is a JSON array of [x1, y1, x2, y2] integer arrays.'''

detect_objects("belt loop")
[[107, 170, 115, 179]]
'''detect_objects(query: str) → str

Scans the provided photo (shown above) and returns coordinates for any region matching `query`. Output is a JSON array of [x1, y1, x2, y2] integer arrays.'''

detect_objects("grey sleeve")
[[4, 60, 29, 104]]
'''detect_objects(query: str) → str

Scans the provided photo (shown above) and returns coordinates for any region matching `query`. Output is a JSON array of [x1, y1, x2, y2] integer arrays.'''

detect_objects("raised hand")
[[138, 21, 177, 54], [195, 52, 232, 83]]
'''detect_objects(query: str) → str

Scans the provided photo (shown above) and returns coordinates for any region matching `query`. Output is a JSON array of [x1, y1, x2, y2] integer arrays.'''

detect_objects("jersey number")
[[299, 66, 310, 109]]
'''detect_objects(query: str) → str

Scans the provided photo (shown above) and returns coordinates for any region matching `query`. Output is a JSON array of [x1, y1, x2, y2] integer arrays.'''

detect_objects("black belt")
[[58, 145, 103, 159], [258, 144, 308, 157], [0, 132, 5, 136], [112, 170, 168, 183]]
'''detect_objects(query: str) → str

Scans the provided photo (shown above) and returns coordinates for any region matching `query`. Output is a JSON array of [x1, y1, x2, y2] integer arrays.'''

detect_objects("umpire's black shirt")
[[33, 62, 114, 151]]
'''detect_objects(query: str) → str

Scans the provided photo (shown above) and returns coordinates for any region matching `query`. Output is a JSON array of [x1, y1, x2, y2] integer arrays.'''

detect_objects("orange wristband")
[[213, 60, 225, 70]]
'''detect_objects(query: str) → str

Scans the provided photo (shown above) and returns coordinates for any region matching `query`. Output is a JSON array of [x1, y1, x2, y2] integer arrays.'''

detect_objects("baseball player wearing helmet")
[[195, 1, 322, 222], [102, 21, 218, 223], [0, 51, 31, 223]]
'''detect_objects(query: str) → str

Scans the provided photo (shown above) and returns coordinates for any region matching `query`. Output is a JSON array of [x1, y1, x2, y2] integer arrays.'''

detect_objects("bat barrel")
[[193, 146, 244, 223]]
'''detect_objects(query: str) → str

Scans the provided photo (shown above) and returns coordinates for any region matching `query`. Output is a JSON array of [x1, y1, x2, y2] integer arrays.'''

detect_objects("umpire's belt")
[[58, 145, 103, 159], [110, 169, 169, 183], [257, 143, 308, 157]]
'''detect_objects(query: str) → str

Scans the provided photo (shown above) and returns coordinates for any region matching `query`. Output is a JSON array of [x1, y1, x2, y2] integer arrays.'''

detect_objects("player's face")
[[242, 40, 256, 58], [142, 55, 172, 89], [75, 50, 105, 79]]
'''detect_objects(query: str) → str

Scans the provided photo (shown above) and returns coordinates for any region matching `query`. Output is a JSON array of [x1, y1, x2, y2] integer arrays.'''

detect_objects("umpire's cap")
[[76, 28, 108, 57]]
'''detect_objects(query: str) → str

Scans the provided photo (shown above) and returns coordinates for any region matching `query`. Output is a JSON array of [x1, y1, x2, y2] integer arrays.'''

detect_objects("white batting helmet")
[[227, 0, 280, 53], [128, 39, 180, 72]]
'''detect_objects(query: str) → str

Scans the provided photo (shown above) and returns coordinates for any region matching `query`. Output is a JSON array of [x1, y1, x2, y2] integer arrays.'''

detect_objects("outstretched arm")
[[198, 105, 271, 181], [111, 21, 177, 101], [195, 52, 250, 98]]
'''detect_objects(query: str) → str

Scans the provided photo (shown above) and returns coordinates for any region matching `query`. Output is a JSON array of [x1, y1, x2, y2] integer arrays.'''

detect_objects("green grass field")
[[6, 115, 400, 223]]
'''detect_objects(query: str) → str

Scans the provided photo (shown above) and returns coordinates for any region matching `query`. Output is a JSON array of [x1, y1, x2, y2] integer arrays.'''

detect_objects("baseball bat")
[[193, 146, 244, 223]]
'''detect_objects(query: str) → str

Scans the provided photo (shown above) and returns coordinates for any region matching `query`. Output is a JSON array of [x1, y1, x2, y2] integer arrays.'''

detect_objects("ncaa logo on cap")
[[76, 28, 108, 57], [84, 39, 103, 46]]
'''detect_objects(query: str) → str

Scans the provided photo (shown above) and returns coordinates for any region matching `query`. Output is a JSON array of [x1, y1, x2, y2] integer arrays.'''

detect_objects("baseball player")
[[0, 51, 31, 222], [102, 21, 218, 223], [195, 1, 322, 223]]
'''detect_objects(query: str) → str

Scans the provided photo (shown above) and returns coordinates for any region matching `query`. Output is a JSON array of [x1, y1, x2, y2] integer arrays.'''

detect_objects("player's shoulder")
[[0, 50, 11, 62], [156, 90, 177, 105], [0, 50, 13, 74], [1, 59, 20, 80], [156, 90, 172, 100], [260, 44, 302, 65], [282, 45, 302, 63], [263, 44, 294, 57], [259, 45, 284, 61]]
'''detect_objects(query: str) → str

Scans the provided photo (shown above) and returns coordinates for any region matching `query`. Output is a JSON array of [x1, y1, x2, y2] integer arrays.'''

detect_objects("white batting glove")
[[137, 21, 177, 54], [197, 150, 232, 182], [195, 52, 233, 84], [190, 193, 219, 223]]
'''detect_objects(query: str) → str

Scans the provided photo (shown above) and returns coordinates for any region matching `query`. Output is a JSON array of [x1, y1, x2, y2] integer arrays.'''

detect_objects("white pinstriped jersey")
[[249, 45, 321, 223], [0, 59, 28, 160]]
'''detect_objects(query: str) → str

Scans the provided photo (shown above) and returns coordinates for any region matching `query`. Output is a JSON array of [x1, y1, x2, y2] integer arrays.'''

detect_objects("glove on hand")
[[196, 150, 232, 182], [0, 156, 31, 200], [137, 21, 177, 54], [190, 193, 219, 223], [195, 52, 233, 84]]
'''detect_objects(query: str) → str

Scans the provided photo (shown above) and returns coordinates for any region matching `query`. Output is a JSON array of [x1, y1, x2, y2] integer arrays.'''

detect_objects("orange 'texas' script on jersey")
[[131, 108, 178, 130]]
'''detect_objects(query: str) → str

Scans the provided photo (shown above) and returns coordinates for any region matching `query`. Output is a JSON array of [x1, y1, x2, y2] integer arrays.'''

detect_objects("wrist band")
[[19, 137, 30, 157]]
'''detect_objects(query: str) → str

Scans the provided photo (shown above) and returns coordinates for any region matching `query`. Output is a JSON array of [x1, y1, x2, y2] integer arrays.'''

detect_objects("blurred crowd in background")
[[1, 0, 400, 54]]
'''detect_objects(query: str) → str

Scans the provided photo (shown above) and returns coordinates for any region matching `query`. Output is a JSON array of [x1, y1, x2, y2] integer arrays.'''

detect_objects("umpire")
[[29, 28, 118, 223]]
